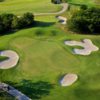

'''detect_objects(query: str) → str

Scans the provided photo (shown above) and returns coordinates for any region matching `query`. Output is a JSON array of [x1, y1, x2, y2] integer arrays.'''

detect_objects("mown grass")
[[0, 0, 100, 100], [0, 18, 100, 99], [0, 0, 62, 15]]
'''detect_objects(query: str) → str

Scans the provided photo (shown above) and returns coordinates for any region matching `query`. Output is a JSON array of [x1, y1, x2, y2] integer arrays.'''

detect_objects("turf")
[[66, 0, 96, 6], [0, 23, 100, 100], [0, 0, 61, 15], [0, 0, 100, 100]]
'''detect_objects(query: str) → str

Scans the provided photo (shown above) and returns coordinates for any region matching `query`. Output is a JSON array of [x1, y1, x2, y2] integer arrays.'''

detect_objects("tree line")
[[68, 7, 100, 34], [0, 12, 34, 35]]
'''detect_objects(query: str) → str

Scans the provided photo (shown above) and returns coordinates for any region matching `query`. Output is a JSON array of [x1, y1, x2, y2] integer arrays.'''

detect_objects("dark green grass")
[[0, 0, 61, 15], [65, 0, 96, 6]]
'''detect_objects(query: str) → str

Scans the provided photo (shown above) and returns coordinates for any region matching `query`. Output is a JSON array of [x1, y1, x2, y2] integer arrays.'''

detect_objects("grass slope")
[[0, 0, 61, 15]]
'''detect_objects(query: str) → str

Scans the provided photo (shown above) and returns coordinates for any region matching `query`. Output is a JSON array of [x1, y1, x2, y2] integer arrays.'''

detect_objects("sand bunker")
[[0, 50, 19, 69], [60, 73, 78, 86], [0, 82, 31, 100], [56, 16, 67, 24], [64, 39, 99, 55]]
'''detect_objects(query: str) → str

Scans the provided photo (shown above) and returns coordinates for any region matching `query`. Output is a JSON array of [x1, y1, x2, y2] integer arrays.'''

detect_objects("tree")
[[15, 12, 34, 29], [68, 7, 100, 33], [11, 16, 19, 29], [0, 15, 4, 33], [0, 12, 35, 34], [1, 13, 14, 31]]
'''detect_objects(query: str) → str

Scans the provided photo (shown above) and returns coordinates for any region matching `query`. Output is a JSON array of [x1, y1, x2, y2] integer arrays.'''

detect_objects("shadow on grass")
[[0, 21, 55, 36], [4, 80, 54, 99], [34, 21, 55, 27]]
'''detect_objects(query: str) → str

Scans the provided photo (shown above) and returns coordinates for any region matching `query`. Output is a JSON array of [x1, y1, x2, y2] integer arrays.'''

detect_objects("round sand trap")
[[0, 50, 19, 69], [64, 39, 99, 55], [56, 16, 67, 25], [60, 73, 78, 86]]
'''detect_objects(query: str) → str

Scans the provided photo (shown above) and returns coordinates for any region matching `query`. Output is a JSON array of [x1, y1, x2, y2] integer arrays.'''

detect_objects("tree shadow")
[[4, 80, 54, 99], [34, 21, 55, 27], [0, 21, 55, 36]]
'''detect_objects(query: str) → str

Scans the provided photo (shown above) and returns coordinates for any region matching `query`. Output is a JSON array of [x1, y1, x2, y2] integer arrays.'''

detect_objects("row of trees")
[[0, 12, 34, 35], [68, 7, 100, 33]]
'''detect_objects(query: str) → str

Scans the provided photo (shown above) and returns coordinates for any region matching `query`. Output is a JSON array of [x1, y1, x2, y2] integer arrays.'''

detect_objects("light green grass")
[[0, 20, 100, 99], [0, 0, 61, 15]]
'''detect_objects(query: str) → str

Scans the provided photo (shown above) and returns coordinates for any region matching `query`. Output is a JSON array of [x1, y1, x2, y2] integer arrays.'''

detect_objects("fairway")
[[0, 0, 61, 15], [0, 25, 100, 100], [0, 0, 100, 100]]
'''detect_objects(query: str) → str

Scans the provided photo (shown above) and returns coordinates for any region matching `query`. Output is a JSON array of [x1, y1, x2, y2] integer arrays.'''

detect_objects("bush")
[[22, 12, 34, 26], [68, 7, 100, 33]]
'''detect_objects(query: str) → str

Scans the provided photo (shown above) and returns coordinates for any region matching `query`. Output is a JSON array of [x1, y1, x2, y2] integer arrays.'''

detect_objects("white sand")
[[56, 16, 67, 24], [0, 50, 19, 69], [60, 73, 78, 86], [64, 39, 99, 55]]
